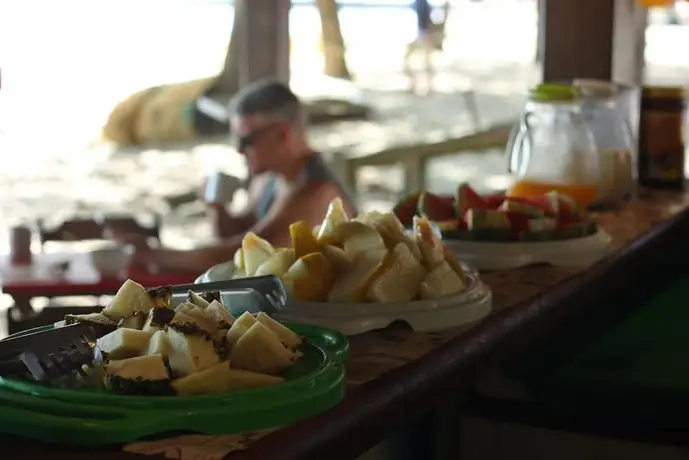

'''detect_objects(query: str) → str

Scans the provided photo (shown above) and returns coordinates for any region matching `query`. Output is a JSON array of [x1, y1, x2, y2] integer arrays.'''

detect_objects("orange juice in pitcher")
[[506, 84, 600, 209], [508, 180, 598, 209]]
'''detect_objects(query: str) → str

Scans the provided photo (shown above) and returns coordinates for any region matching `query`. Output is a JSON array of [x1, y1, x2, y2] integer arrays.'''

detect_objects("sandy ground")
[[0, 1, 687, 267]]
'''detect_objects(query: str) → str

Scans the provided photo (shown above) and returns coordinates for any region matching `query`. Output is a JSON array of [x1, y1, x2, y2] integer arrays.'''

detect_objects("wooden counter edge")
[[231, 209, 689, 460]]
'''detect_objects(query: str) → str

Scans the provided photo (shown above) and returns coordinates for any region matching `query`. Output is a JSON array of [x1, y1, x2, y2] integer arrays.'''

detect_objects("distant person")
[[415, 0, 433, 43], [132, 80, 357, 272]]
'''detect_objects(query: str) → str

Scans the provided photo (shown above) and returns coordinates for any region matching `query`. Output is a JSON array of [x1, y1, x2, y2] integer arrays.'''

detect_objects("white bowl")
[[196, 261, 492, 335], [89, 244, 133, 277]]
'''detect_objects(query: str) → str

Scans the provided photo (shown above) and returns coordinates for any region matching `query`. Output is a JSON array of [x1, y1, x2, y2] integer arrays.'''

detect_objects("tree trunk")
[[216, 0, 245, 94], [316, 0, 351, 80]]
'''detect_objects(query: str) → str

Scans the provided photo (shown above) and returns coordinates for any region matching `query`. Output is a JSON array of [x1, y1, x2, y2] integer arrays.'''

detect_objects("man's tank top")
[[255, 153, 353, 219]]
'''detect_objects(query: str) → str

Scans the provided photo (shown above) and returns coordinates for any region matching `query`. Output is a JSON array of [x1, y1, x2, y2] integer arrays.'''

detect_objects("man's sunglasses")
[[234, 123, 282, 151]]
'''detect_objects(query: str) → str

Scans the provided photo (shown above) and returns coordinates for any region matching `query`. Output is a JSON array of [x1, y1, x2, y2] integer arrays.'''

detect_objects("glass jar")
[[506, 84, 600, 208], [638, 86, 686, 189], [575, 80, 636, 208]]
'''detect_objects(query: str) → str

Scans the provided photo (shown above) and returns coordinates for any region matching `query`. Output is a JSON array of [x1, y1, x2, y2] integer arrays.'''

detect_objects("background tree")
[[316, 0, 351, 79]]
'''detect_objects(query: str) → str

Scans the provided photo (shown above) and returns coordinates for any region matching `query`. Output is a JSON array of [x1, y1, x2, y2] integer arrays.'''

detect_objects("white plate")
[[196, 262, 492, 336], [442, 229, 613, 270]]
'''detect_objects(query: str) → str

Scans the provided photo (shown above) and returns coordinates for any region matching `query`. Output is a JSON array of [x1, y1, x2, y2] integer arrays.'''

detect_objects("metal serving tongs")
[[0, 322, 114, 383], [170, 275, 288, 314]]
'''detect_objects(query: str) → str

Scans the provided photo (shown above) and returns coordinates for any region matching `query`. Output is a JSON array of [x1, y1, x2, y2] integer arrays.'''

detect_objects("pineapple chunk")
[[230, 322, 295, 374], [204, 300, 235, 327], [187, 290, 210, 309], [166, 326, 220, 377], [255, 312, 301, 349], [147, 330, 172, 357], [171, 361, 232, 396], [96, 329, 154, 360], [102, 279, 153, 320], [226, 311, 258, 347]]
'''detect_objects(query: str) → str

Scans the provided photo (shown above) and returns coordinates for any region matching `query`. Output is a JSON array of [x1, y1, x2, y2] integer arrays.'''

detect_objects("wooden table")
[[0, 252, 198, 316], [3, 189, 689, 460]]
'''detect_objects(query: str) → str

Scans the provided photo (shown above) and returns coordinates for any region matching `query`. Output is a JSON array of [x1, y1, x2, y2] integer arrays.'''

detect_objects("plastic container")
[[442, 229, 612, 270], [0, 322, 347, 445], [196, 262, 493, 336]]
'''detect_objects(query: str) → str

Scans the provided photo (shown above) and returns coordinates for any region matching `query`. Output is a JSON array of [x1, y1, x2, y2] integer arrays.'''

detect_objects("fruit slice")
[[327, 249, 387, 302], [442, 244, 469, 286], [332, 221, 386, 259], [419, 261, 466, 300], [498, 199, 545, 217], [102, 279, 153, 320], [417, 192, 456, 222], [187, 290, 211, 309], [484, 194, 507, 209], [321, 244, 353, 272], [225, 369, 284, 391], [96, 329, 154, 360], [254, 248, 295, 277], [166, 325, 221, 376], [543, 191, 584, 221], [230, 322, 296, 374], [366, 243, 427, 303], [392, 191, 421, 227], [283, 252, 334, 302], [455, 183, 491, 218], [316, 197, 350, 245], [203, 300, 235, 327], [233, 248, 246, 274], [414, 216, 445, 269], [226, 311, 259, 347], [367, 213, 423, 262], [255, 312, 302, 349], [290, 221, 321, 259], [172, 361, 232, 395], [147, 330, 172, 358], [241, 232, 276, 276]]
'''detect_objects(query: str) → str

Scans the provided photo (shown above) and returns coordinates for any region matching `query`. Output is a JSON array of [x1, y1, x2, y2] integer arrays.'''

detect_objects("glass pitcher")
[[506, 84, 600, 208], [575, 80, 635, 208]]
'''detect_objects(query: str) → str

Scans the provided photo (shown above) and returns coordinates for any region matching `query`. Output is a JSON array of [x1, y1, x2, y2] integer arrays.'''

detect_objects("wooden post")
[[239, 0, 290, 88], [540, 0, 647, 85]]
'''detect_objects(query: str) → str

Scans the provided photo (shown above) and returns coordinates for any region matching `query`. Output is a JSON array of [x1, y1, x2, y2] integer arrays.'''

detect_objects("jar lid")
[[529, 84, 580, 102], [642, 86, 688, 100]]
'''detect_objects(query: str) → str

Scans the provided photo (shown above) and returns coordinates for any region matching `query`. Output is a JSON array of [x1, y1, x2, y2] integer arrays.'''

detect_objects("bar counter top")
[[5, 189, 689, 460]]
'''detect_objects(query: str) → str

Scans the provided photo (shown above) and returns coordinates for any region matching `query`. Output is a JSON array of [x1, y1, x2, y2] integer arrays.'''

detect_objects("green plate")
[[0, 322, 348, 445]]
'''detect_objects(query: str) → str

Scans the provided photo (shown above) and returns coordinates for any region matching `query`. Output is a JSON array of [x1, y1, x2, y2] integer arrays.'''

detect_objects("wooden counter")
[[4, 190, 689, 460]]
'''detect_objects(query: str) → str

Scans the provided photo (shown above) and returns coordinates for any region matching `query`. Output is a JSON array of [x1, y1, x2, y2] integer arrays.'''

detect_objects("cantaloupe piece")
[[332, 221, 386, 259], [254, 248, 295, 277], [290, 221, 321, 259], [366, 243, 427, 303], [327, 249, 387, 303], [241, 232, 276, 276]]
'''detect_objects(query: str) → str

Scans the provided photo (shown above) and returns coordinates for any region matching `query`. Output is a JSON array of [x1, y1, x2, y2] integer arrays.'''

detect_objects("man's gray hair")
[[229, 79, 306, 127]]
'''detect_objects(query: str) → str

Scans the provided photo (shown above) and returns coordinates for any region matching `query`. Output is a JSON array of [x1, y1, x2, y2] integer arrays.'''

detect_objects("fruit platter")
[[392, 183, 612, 270], [196, 198, 492, 336], [0, 279, 347, 445]]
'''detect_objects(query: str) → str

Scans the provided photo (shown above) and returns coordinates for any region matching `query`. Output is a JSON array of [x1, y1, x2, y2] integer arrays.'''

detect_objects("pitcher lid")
[[529, 84, 580, 102]]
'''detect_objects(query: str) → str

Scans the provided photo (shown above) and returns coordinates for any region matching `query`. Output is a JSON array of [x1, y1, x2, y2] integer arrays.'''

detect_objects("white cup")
[[203, 172, 242, 204]]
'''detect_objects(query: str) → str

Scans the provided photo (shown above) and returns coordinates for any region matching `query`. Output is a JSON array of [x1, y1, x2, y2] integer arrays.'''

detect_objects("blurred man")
[[135, 80, 356, 273]]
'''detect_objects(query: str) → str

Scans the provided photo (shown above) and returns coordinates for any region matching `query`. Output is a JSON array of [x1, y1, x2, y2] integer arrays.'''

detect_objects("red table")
[[0, 252, 199, 316]]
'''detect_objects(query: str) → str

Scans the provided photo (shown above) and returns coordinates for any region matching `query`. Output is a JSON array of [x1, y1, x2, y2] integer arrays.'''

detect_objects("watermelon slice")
[[484, 194, 507, 209], [543, 191, 584, 222], [392, 191, 421, 226], [455, 183, 491, 218], [417, 191, 456, 222]]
